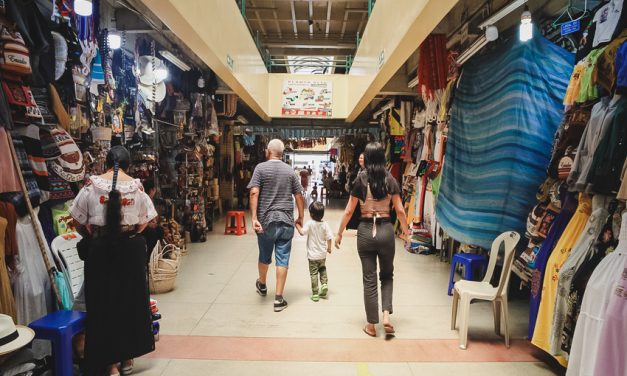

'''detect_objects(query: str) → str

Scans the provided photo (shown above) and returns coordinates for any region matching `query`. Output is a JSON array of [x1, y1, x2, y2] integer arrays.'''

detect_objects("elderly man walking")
[[248, 139, 305, 312]]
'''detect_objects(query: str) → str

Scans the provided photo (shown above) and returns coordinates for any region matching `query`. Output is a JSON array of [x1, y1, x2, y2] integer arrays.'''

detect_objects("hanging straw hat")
[[0, 314, 34, 356]]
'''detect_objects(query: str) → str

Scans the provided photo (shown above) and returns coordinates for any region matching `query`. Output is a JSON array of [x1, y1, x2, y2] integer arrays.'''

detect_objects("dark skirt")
[[84, 233, 154, 373]]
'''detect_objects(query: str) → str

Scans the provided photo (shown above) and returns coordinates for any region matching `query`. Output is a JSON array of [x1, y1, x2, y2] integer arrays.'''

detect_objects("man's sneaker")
[[274, 298, 288, 312], [310, 294, 320, 302], [319, 284, 328, 298], [256, 280, 267, 296]]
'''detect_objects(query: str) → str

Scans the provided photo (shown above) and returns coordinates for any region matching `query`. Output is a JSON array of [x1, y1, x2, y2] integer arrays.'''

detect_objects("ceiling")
[[238, 0, 372, 73]]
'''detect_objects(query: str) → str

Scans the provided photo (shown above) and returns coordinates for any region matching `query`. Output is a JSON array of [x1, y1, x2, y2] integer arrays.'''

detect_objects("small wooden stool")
[[225, 211, 247, 235]]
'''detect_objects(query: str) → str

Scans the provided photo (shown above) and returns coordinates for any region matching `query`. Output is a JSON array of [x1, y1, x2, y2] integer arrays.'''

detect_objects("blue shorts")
[[257, 222, 294, 267]]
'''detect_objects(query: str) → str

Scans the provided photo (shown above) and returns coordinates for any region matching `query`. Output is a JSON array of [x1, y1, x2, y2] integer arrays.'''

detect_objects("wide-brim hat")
[[48, 127, 84, 182], [138, 80, 166, 103], [0, 314, 35, 356], [137, 55, 167, 86]]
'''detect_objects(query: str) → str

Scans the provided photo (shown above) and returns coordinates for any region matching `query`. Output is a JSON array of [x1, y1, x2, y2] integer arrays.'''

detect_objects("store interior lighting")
[[108, 33, 121, 49], [478, 0, 528, 29], [456, 35, 488, 66], [520, 6, 533, 42], [74, 0, 93, 16], [154, 67, 168, 81], [160, 50, 191, 71], [236, 115, 249, 124]]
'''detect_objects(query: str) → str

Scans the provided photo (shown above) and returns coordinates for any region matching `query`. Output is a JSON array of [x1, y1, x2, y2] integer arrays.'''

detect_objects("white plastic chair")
[[450, 231, 520, 350], [51, 232, 84, 299]]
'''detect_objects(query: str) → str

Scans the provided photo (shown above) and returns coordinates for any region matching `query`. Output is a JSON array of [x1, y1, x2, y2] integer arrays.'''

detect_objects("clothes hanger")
[[552, 0, 590, 28]]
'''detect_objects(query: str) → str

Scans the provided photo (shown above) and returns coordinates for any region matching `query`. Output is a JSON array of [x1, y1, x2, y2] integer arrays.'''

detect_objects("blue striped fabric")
[[435, 36, 574, 249]]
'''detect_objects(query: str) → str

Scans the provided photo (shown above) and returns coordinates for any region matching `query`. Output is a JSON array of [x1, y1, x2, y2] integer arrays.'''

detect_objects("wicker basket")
[[149, 243, 181, 294]]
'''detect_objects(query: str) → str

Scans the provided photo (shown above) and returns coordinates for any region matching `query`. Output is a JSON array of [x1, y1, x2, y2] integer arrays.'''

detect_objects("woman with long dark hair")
[[335, 142, 409, 337], [70, 146, 156, 375]]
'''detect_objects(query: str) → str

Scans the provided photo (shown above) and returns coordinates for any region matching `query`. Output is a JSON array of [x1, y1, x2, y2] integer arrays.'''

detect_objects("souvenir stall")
[[0, 0, 225, 361], [510, 2, 627, 373]]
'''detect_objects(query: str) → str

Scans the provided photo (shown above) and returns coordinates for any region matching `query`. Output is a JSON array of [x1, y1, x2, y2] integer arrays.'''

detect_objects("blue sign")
[[561, 19, 581, 36]]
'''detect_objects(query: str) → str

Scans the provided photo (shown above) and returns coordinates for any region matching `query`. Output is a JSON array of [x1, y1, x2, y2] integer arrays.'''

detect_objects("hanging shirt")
[[532, 193, 592, 367], [69, 175, 157, 227], [563, 63, 585, 106], [577, 48, 606, 103], [566, 212, 627, 376], [549, 195, 613, 358], [592, 0, 624, 47]]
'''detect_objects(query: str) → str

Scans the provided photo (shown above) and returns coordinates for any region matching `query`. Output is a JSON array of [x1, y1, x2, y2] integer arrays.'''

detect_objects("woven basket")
[[149, 243, 181, 294]]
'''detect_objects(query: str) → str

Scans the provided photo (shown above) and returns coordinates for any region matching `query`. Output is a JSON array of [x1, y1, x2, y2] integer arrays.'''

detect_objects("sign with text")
[[281, 79, 332, 117], [560, 19, 580, 36]]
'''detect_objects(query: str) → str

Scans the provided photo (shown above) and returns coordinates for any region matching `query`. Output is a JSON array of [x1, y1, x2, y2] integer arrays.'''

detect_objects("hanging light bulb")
[[520, 5, 533, 42], [108, 33, 121, 50], [74, 0, 93, 16]]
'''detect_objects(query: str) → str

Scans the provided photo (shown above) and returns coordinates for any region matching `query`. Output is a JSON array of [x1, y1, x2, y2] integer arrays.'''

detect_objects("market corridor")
[[132, 201, 557, 376]]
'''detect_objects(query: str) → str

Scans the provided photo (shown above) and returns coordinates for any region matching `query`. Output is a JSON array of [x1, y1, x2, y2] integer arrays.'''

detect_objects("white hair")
[[267, 139, 285, 156]]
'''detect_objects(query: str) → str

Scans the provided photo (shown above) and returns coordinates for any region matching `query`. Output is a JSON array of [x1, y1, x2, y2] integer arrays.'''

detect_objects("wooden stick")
[[6, 131, 62, 307]]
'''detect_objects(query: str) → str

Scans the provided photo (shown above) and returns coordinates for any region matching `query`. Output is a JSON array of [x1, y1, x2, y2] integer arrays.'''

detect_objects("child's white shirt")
[[302, 220, 334, 260]]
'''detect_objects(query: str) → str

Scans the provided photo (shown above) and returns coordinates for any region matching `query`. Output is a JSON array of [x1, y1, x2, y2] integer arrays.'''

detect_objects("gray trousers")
[[357, 221, 395, 324]]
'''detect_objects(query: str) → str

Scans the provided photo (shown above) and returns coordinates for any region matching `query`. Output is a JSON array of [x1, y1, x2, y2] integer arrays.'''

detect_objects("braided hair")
[[104, 146, 130, 238]]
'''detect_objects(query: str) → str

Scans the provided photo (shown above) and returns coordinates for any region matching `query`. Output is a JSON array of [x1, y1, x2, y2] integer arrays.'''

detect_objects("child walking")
[[296, 202, 334, 302]]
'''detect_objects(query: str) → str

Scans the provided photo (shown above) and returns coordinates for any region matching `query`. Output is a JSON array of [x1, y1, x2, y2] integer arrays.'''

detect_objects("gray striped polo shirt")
[[247, 159, 303, 228]]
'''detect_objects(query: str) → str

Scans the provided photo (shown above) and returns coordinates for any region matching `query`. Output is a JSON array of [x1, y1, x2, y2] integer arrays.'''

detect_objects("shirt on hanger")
[[593, 0, 625, 47]]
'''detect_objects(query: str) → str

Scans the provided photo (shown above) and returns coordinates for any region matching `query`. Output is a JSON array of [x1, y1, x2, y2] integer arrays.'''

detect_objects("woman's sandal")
[[363, 325, 377, 337], [383, 323, 395, 334], [121, 359, 134, 375]]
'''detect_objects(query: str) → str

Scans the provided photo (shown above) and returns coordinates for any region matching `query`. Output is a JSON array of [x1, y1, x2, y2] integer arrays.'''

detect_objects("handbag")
[[2, 78, 42, 119]]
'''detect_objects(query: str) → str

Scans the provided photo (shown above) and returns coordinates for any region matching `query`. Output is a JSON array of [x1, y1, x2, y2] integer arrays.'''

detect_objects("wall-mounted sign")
[[281, 79, 332, 117], [560, 19, 580, 36], [226, 54, 234, 70], [378, 49, 385, 70]]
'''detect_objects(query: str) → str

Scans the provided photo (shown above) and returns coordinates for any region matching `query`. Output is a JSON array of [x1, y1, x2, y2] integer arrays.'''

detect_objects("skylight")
[[287, 56, 335, 75]]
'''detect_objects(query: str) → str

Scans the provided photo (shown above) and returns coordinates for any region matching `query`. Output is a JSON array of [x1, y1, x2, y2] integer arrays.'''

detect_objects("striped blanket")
[[435, 36, 574, 249]]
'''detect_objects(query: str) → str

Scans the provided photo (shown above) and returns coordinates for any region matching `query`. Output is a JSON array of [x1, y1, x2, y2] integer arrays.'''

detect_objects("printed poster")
[[281, 80, 332, 117]]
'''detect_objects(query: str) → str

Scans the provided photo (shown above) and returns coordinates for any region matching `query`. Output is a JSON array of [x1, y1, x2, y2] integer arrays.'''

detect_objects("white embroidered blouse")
[[69, 175, 157, 226]]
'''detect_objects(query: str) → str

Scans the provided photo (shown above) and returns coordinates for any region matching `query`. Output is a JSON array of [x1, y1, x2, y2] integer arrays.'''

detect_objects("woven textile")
[[435, 36, 574, 249]]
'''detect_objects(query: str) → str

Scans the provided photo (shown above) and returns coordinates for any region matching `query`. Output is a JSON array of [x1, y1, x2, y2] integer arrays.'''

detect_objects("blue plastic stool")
[[448, 253, 489, 295], [29, 310, 86, 376]]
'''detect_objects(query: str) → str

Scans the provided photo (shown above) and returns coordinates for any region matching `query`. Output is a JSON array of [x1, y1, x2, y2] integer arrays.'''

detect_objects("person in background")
[[141, 180, 164, 263], [300, 167, 310, 195], [338, 166, 347, 194], [335, 142, 409, 338], [295, 202, 333, 302], [69, 146, 156, 375], [248, 139, 305, 312]]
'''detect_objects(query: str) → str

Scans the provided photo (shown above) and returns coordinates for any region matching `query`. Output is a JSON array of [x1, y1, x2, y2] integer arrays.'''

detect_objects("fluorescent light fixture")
[[159, 50, 191, 71], [520, 6, 533, 42], [407, 76, 418, 89], [154, 67, 168, 81], [478, 0, 528, 29], [456, 35, 488, 66], [236, 115, 249, 124], [75, 0, 93, 16], [108, 33, 121, 49], [485, 25, 499, 42]]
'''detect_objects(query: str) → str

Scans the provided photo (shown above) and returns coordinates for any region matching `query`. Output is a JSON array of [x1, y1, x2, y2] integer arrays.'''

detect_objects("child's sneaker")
[[319, 284, 328, 298], [311, 294, 320, 302]]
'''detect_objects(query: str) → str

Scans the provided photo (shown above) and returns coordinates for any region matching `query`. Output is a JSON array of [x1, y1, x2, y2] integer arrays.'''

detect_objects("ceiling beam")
[[264, 42, 355, 49], [325, 1, 332, 35], [250, 0, 267, 36], [308, 0, 314, 36], [290, 0, 298, 36]]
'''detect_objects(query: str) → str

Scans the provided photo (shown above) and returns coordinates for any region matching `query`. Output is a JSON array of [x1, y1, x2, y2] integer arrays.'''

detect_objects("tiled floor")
[[137, 200, 562, 375]]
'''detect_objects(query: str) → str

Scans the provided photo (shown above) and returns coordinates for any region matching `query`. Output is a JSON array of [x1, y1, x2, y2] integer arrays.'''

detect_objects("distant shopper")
[[358, 153, 365, 173], [296, 202, 333, 302], [335, 142, 409, 337], [338, 166, 347, 193], [299, 167, 310, 193], [248, 139, 305, 312]]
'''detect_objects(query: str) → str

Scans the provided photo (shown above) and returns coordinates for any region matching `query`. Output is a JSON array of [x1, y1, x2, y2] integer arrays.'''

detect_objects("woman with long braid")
[[70, 146, 156, 375]]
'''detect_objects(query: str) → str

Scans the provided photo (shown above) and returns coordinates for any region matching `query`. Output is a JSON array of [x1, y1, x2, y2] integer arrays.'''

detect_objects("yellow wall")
[[142, 0, 270, 120], [267, 74, 349, 119]]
